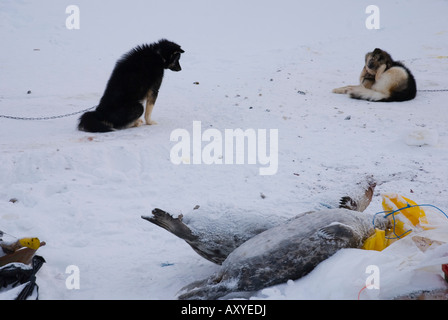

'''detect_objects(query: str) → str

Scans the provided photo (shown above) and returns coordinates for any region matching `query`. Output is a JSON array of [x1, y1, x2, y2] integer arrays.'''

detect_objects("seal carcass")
[[178, 208, 390, 300], [142, 180, 376, 265]]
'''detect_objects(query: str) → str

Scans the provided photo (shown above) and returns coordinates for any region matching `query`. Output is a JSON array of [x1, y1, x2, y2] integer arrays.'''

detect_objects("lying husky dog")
[[333, 48, 416, 102], [78, 39, 184, 132]]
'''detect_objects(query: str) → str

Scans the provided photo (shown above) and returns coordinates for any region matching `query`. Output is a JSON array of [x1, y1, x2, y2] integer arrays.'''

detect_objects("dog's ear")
[[381, 51, 394, 69], [373, 48, 382, 54]]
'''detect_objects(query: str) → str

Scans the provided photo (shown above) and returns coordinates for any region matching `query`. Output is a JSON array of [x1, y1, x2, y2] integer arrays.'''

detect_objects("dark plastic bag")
[[0, 255, 45, 300]]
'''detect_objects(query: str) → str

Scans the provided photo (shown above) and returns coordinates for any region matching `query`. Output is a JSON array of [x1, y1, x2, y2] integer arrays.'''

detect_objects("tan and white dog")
[[333, 48, 416, 102]]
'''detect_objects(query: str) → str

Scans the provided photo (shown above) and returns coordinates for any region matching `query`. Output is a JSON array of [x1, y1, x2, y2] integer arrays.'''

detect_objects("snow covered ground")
[[0, 0, 447, 300]]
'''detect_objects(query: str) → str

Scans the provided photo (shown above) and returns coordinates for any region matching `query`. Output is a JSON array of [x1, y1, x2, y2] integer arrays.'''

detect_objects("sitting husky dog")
[[333, 48, 416, 102], [78, 39, 184, 132]]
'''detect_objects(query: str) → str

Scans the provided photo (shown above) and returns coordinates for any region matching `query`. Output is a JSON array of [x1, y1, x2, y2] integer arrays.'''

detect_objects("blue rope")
[[372, 203, 448, 240]]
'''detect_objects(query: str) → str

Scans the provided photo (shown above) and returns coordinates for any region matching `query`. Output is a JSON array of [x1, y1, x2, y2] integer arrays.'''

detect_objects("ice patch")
[[404, 129, 438, 147]]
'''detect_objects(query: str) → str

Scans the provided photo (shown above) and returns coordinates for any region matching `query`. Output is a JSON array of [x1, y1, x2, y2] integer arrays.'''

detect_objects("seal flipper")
[[177, 274, 234, 300], [142, 208, 198, 242], [317, 223, 360, 247], [142, 209, 228, 264], [339, 196, 358, 211], [339, 178, 376, 212]]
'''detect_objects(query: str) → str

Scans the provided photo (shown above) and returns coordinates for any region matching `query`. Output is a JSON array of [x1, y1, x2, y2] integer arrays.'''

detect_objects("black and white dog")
[[78, 39, 184, 132], [333, 48, 416, 102]]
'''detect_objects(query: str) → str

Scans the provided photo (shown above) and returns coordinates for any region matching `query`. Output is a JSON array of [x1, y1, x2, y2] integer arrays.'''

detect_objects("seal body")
[[178, 208, 389, 300], [143, 179, 376, 265], [143, 206, 284, 264]]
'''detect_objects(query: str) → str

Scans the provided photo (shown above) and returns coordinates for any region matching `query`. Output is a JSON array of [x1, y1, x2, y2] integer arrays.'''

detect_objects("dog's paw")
[[332, 88, 343, 94], [133, 119, 144, 127], [333, 87, 352, 94], [146, 120, 158, 125]]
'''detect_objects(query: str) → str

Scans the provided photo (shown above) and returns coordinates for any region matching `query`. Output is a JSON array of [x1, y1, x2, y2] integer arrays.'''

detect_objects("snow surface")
[[1, 0, 448, 300]]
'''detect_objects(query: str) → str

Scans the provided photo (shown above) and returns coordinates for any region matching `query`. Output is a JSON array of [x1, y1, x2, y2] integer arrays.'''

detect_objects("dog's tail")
[[78, 111, 114, 133], [349, 87, 391, 102]]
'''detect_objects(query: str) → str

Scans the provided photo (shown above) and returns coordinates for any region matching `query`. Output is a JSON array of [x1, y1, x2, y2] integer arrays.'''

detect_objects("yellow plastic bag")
[[382, 193, 429, 229], [362, 228, 386, 251], [362, 193, 428, 251]]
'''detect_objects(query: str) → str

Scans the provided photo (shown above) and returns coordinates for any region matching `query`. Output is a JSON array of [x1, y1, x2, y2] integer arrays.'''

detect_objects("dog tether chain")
[[1, 88, 447, 121], [0, 106, 96, 121], [417, 89, 448, 92]]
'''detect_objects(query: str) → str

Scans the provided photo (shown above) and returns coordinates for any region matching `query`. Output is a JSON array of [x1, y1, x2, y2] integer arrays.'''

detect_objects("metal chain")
[[1, 88, 447, 121], [417, 89, 448, 92], [0, 106, 96, 121]]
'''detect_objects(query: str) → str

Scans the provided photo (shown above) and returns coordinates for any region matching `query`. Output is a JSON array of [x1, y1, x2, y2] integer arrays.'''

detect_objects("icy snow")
[[404, 128, 439, 147], [0, 0, 448, 300]]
